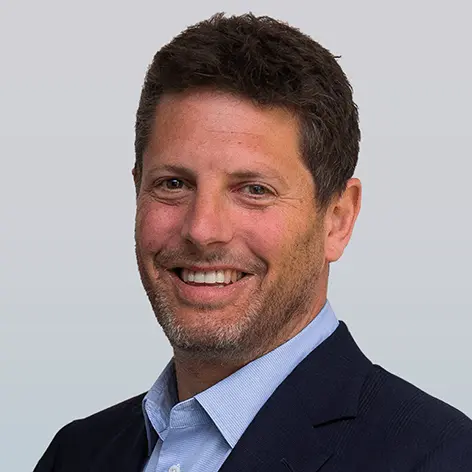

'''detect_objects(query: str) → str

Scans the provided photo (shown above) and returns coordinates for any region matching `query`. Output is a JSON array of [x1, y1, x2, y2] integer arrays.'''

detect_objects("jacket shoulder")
[[358, 364, 472, 460], [34, 392, 147, 472], [69, 391, 146, 431], [59, 391, 147, 451]]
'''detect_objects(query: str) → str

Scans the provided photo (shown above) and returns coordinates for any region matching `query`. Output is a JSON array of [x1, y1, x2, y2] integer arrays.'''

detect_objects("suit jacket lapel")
[[219, 322, 372, 472]]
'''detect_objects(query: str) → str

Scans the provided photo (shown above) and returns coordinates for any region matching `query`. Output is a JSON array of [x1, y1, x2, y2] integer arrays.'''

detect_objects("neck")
[[173, 294, 328, 402], [173, 356, 242, 402]]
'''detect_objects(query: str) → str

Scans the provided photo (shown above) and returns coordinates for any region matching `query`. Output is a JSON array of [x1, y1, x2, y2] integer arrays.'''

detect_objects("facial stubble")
[[135, 220, 326, 365]]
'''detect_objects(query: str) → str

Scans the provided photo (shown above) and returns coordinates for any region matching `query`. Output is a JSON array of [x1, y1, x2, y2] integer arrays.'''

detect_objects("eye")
[[158, 178, 186, 191], [240, 184, 273, 197]]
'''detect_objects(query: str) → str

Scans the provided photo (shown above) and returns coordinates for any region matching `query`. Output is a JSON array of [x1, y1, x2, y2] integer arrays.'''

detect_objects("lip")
[[166, 269, 255, 306]]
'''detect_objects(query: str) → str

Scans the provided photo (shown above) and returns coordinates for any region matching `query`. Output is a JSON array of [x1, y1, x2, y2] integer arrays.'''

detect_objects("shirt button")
[[169, 466, 180, 472]]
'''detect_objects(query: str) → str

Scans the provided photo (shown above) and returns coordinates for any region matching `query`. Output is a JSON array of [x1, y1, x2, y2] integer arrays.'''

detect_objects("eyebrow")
[[150, 164, 197, 180], [229, 169, 286, 185], [147, 164, 287, 185]]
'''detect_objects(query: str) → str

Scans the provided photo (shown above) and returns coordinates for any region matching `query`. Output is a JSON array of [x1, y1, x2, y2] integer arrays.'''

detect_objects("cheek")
[[136, 203, 182, 253], [239, 212, 290, 265], [238, 206, 320, 274]]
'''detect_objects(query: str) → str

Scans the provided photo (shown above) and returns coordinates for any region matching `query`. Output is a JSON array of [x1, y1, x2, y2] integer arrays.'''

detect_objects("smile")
[[166, 267, 254, 305], [174, 268, 247, 285]]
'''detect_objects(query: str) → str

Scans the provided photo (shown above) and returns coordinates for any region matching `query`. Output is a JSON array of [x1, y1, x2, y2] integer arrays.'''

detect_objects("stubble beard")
[[136, 227, 325, 365]]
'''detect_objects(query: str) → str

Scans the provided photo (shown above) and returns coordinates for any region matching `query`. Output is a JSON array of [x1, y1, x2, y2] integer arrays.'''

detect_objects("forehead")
[[142, 90, 306, 177]]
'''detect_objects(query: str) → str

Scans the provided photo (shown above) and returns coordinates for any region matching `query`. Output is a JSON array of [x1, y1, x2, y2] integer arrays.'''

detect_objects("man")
[[34, 12, 472, 472]]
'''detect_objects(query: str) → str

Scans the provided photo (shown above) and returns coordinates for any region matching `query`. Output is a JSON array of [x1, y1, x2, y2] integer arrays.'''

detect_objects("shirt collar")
[[142, 359, 177, 455], [142, 299, 338, 452], [195, 300, 338, 447]]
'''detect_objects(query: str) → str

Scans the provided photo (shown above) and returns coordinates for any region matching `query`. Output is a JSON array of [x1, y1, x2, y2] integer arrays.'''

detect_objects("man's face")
[[134, 90, 329, 363]]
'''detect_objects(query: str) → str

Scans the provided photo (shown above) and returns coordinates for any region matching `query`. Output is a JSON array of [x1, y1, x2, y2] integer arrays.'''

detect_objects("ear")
[[324, 178, 362, 263]]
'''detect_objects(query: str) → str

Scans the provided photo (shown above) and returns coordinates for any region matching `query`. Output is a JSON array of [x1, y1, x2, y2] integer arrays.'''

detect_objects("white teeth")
[[179, 269, 244, 285], [204, 272, 216, 284]]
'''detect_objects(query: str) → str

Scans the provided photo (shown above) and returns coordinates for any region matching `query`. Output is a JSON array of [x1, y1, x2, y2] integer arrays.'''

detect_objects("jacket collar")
[[219, 321, 372, 472], [195, 301, 338, 448]]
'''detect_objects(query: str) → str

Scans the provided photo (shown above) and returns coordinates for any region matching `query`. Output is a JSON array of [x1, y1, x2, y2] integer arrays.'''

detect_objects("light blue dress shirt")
[[142, 300, 339, 472]]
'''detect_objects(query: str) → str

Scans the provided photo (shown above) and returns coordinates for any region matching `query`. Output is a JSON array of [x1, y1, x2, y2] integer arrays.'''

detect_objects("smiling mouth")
[[171, 268, 248, 286]]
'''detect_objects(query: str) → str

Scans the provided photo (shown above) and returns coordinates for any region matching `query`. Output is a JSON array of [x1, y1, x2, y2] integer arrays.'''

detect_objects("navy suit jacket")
[[34, 322, 472, 471]]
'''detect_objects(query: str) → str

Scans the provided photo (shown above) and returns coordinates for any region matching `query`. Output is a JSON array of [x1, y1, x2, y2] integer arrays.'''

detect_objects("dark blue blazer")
[[34, 322, 472, 471]]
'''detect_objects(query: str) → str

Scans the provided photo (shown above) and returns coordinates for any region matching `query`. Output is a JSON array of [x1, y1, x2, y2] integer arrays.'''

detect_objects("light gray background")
[[1, 1, 471, 470]]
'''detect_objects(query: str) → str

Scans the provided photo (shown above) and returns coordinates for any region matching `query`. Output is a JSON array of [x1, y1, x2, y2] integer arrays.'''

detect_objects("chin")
[[157, 305, 256, 359]]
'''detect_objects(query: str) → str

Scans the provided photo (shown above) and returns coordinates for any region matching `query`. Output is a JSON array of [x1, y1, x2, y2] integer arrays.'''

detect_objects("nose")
[[180, 190, 234, 248]]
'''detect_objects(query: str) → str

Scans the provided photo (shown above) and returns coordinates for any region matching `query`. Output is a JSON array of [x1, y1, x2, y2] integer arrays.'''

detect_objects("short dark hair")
[[135, 12, 360, 210]]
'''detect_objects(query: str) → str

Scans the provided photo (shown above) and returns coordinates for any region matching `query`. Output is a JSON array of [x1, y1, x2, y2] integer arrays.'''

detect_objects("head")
[[133, 13, 361, 364]]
